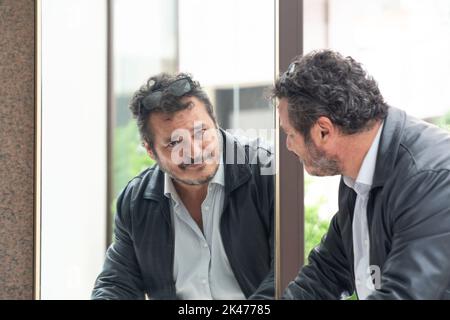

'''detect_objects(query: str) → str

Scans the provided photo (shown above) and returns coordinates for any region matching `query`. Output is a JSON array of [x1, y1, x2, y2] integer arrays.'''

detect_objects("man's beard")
[[158, 159, 219, 186], [303, 137, 341, 177]]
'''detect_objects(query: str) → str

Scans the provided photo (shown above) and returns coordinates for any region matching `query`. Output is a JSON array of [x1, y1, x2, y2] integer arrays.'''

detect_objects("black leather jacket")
[[284, 106, 450, 300], [92, 129, 274, 299]]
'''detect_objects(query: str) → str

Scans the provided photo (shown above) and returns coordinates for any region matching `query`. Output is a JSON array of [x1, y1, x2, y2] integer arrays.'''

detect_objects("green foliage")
[[110, 120, 155, 237], [345, 292, 358, 300], [436, 111, 450, 131], [304, 177, 331, 264], [304, 198, 330, 264], [113, 120, 155, 198]]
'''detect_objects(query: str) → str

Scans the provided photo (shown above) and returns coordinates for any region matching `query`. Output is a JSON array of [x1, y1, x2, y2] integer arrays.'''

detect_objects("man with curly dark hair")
[[274, 50, 450, 299], [92, 73, 274, 300]]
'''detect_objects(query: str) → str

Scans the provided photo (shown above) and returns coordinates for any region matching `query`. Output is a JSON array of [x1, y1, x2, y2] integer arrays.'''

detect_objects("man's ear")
[[312, 116, 334, 145], [144, 142, 156, 160]]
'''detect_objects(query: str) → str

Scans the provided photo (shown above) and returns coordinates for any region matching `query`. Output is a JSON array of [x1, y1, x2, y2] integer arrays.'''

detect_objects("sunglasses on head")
[[281, 61, 298, 81], [139, 77, 194, 114]]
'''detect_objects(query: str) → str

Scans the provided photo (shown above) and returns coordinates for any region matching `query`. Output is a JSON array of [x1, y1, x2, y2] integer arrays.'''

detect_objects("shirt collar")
[[210, 160, 225, 186], [343, 121, 384, 193]]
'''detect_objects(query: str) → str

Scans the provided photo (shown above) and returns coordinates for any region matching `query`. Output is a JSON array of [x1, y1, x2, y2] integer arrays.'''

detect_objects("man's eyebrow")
[[163, 123, 207, 144], [193, 122, 205, 131], [182, 101, 195, 109]]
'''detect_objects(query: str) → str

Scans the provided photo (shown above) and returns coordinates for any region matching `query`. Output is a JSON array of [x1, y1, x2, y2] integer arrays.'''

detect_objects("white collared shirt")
[[164, 162, 245, 300], [343, 122, 384, 299]]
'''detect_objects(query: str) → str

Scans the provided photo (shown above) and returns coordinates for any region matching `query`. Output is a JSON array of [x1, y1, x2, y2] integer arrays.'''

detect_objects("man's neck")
[[339, 120, 382, 180], [173, 180, 208, 205], [172, 179, 208, 233]]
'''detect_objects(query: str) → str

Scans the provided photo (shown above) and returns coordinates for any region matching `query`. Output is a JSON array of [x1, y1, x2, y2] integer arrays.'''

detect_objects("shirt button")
[[203, 243, 208, 248], [205, 206, 209, 210], [201, 279, 207, 285]]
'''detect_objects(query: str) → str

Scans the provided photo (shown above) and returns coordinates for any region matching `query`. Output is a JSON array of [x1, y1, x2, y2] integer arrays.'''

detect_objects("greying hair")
[[272, 50, 388, 139]]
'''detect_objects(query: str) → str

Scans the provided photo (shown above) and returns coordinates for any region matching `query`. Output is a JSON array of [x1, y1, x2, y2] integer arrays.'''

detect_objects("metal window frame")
[[275, 0, 305, 299]]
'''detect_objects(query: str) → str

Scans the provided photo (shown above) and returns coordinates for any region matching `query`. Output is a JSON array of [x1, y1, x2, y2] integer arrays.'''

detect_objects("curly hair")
[[129, 72, 216, 150], [272, 50, 388, 139]]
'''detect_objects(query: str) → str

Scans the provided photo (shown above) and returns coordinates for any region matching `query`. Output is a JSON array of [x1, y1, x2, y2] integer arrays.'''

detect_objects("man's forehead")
[[152, 109, 212, 142], [158, 117, 207, 134]]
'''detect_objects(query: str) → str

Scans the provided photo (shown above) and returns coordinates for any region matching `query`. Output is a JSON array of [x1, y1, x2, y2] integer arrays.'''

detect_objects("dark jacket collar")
[[143, 128, 252, 200], [372, 106, 407, 188]]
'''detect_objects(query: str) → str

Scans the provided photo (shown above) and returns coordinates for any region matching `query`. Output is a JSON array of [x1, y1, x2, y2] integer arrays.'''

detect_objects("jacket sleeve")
[[248, 189, 275, 299], [91, 183, 146, 300], [248, 158, 275, 300], [282, 213, 354, 300], [367, 170, 450, 299], [248, 263, 274, 300]]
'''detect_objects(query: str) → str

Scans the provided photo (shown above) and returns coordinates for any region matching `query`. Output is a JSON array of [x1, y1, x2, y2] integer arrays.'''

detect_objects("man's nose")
[[190, 137, 204, 161]]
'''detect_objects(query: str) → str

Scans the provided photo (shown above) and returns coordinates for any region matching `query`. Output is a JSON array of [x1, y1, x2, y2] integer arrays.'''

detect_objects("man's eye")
[[168, 137, 182, 148], [194, 128, 207, 138]]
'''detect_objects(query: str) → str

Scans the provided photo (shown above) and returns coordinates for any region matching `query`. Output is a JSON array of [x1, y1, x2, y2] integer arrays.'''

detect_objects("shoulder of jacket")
[[121, 165, 158, 203]]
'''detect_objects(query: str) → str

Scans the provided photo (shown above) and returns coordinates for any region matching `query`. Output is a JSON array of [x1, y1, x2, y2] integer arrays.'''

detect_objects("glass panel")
[[111, 0, 275, 235], [303, 0, 450, 262], [110, 0, 275, 299]]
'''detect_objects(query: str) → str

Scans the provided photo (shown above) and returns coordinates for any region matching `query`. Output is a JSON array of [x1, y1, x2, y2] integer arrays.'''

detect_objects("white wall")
[[327, 0, 450, 119], [41, 0, 107, 299], [178, 0, 275, 87]]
